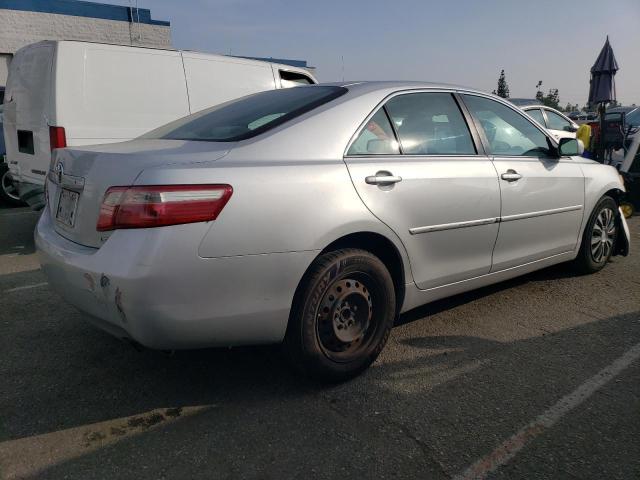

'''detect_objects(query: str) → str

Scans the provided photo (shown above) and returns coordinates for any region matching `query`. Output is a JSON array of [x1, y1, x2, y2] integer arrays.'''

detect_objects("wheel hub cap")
[[591, 207, 616, 263]]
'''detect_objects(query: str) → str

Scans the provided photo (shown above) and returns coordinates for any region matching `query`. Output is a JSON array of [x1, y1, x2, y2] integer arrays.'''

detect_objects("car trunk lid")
[[46, 139, 233, 248]]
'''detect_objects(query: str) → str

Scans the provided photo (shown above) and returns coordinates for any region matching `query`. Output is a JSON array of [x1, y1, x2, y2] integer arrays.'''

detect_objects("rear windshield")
[[144, 86, 347, 142]]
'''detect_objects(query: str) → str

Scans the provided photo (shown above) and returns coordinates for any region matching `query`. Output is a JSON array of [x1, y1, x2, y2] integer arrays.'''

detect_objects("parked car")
[[2, 40, 316, 209], [36, 82, 630, 381], [520, 105, 579, 140]]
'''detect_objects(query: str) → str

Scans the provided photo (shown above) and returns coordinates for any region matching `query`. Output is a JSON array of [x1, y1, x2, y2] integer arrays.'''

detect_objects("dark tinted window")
[[463, 95, 551, 157], [347, 108, 400, 155], [144, 86, 346, 142], [384, 93, 475, 155], [280, 70, 315, 86], [526, 108, 546, 126]]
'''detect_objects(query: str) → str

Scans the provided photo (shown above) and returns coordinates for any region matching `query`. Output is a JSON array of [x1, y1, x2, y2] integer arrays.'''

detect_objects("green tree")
[[535, 81, 544, 103], [543, 89, 560, 109], [493, 69, 510, 98]]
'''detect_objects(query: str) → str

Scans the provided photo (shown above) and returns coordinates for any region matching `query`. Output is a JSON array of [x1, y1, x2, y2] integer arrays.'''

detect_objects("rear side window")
[[545, 110, 572, 131], [384, 93, 476, 155], [144, 86, 346, 142], [347, 108, 400, 155], [280, 70, 315, 87], [526, 108, 546, 126]]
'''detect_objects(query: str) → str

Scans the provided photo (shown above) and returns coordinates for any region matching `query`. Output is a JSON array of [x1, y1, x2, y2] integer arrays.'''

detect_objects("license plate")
[[56, 189, 80, 227]]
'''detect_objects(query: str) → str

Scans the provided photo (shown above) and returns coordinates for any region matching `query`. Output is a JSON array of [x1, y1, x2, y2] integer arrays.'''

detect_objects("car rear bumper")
[[35, 209, 317, 349]]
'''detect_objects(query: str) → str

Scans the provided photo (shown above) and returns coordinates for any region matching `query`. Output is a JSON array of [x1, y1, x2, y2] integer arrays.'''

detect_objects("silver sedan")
[[36, 82, 630, 381]]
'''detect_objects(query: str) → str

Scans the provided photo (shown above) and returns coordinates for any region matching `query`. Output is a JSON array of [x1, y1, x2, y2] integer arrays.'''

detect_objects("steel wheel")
[[590, 207, 616, 263], [285, 248, 395, 382], [315, 275, 376, 362]]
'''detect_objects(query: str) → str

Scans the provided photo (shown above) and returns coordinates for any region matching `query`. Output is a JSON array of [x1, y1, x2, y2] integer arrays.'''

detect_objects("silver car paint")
[[36, 81, 629, 349]]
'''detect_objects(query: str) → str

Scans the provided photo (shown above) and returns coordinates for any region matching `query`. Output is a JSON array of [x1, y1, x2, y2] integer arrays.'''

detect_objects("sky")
[[111, 0, 640, 106]]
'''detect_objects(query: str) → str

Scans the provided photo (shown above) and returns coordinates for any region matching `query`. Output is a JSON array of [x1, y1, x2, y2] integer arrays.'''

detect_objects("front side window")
[[384, 93, 476, 155], [347, 108, 400, 155], [545, 110, 572, 131], [143, 86, 345, 142], [526, 108, 546, 126], [463, 95, 551, 157]]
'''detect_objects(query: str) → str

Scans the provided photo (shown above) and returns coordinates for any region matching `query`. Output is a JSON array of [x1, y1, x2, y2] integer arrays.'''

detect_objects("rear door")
[[461, 94, 584, 271], [3, 43, 54, 186], [344, 91, 501, 290]]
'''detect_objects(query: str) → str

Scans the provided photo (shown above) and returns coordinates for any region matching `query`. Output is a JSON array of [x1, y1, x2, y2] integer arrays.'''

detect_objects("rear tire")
[[284, 249, 395, 382], [573, 196, 618, 274], [0, 163, 24, 206]]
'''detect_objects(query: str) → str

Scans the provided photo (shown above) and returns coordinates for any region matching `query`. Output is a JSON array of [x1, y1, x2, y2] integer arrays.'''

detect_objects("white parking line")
[[4, 282, 48, 293], [453, 342, 640, 480]]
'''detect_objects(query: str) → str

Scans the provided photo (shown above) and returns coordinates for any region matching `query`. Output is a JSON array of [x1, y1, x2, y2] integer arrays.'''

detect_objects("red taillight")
[[96, 184, 233, 231], [49, 126, 67, 151]]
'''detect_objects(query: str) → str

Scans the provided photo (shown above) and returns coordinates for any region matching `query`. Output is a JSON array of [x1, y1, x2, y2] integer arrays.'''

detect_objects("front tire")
[[285, 249, 396, 382], [574, 196, 618, 274]]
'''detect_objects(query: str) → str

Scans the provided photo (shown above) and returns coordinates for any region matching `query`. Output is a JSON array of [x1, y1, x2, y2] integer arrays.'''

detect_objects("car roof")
[[509, 98, 543, 107], [320, 80, 486, 96]]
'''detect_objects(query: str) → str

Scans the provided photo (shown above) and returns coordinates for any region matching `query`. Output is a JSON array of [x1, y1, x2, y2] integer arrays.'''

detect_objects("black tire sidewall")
[[286, 249, 395, 381]]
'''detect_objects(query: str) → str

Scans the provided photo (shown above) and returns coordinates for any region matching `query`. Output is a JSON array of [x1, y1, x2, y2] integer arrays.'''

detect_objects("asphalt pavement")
[[0, 205, 638, 479]]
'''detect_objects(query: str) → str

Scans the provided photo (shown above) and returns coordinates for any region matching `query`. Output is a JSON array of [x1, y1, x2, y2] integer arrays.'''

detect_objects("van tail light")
[[49, 126, 67, 150], [97, 185, 233, 231]]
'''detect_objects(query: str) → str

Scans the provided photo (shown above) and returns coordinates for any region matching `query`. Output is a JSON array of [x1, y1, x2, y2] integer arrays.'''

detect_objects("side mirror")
[[558, 137, 584, 156], [564, 125, 578, 133]]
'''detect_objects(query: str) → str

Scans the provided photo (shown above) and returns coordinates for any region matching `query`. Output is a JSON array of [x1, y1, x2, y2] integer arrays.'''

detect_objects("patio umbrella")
[[588, 36, 618, 105], [588, 36, 619, 161]]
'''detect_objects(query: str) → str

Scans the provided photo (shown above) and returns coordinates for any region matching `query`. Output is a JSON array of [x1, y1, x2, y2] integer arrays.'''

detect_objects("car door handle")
[[501, 170, 522, 182], [365, 173, 403, 185]]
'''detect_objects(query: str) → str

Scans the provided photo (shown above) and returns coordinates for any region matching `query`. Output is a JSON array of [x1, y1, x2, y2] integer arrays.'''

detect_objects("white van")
[[2, 41, 316, 208]]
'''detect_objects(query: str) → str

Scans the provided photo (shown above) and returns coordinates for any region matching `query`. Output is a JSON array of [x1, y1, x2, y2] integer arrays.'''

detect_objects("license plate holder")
[[56, 189, 80, 227]]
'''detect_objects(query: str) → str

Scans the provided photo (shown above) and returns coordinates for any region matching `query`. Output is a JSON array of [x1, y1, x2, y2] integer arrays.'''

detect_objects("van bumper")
[[35, 208, 316, 350]]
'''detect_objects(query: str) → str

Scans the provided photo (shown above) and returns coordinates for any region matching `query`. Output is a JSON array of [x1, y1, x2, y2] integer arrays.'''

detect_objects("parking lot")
[[0, 205, 638, 479]]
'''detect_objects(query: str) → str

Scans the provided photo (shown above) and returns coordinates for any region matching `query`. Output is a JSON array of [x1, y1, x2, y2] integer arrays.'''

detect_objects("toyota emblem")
[[55, 162, 64, 184]]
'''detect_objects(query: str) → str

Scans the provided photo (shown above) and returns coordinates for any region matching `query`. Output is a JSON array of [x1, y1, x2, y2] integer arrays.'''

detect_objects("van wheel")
[[285, 249, 395, 382], [574, 196, 618, 274], [0, 163, 24, 206]]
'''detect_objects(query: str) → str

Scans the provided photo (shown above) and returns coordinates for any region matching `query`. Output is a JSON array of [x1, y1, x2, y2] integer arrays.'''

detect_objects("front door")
[[344, 91, 501, 290], [461, 94, 584, 272]]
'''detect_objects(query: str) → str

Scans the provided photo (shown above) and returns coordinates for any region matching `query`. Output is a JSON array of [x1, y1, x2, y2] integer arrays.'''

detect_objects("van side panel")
[[55, 43, 189, 145], [4, 42, 54, 187], [182, 53, 276, 113]]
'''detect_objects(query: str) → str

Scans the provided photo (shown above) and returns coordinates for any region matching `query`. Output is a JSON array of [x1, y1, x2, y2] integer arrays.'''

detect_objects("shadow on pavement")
[[1, 293, 638, 479]]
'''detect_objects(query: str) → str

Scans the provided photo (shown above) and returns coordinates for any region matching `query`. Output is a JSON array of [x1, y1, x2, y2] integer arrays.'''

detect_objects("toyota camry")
[[36, 82, 630, 381]]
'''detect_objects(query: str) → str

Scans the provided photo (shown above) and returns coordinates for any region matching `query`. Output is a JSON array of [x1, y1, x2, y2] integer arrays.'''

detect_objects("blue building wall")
[[0, 0, 169, 26]]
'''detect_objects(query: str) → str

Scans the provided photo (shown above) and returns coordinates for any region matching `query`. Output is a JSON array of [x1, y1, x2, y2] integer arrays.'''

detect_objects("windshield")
[[144, 86, 347, 142], [625, 108, 640, 127]]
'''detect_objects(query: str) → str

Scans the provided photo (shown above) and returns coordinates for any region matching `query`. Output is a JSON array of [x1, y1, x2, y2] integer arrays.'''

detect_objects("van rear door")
[[4, 42, 55, 191], [182, 53, 276, 113]]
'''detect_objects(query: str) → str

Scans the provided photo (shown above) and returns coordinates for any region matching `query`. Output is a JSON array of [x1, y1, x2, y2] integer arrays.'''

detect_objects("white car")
[[521, 105, 579, 141]]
